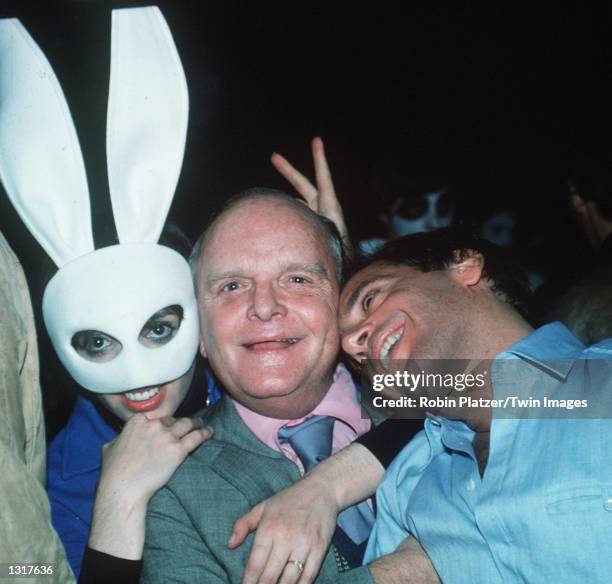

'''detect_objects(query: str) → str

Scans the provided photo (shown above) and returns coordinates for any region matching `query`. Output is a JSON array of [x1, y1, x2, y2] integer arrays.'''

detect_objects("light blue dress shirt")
[[364, 323, 612, 583]]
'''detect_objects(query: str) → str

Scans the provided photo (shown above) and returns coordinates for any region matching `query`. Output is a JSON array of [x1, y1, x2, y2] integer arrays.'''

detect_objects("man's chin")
[[237, 383, 299, 404], [232, 383, 323, 419]]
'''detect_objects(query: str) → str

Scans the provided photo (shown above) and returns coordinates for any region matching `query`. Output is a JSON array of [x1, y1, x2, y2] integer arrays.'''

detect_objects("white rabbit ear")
[[0, 19, 94, 267], [106, 7, 189, 244]]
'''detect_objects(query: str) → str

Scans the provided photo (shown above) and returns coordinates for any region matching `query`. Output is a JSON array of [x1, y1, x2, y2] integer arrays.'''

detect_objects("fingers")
[[260, 549, 303, 584], [127, 412, 150, 425], [237, 473, 338, 584], [279, 529, 328, 584], [129, 414, 212, 454], [241, 538, 273, 584], [158, 414, 175, 427], [244, 540, 309, 584], [166, 417, 212, 454], [229, 505, 263, 548], [278, 549, 311, 584], [179, 426, 212, 453], [271, 152, 318, 207], [297, 544, 326, 584], [240, 525, 325, 584], [311, 137, 335, 199], [161, 416, 205, 439]]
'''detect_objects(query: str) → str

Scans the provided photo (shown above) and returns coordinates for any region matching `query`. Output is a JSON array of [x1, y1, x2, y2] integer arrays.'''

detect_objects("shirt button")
[[605, 498, 612, 511], [466, 479, 476, 491]]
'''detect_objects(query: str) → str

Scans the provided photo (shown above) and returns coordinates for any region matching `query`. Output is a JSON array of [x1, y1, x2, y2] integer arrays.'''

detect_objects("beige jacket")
[[0, 231, 75, 584]]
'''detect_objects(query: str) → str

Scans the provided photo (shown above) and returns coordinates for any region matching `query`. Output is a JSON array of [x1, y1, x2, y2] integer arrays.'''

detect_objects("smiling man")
[[340, 231, 612, 584], [230, 228, 612, 584], [141, 189, 376, 584], [196, 194, 341, 420]]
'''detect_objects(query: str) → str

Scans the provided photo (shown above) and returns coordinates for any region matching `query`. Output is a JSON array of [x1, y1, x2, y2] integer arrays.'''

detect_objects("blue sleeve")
[[363, 432, 429, 563], [47, 430, 93, 580], [363, 462, 411, 562], [48, 495, 89, 578]]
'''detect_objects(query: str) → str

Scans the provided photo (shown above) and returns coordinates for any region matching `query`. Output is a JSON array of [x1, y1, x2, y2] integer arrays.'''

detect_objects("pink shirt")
[[234, 364, 371, 474]]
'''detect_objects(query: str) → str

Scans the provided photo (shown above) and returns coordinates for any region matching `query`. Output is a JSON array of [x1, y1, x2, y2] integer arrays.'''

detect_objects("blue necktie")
[[278, 415, 375, 546]]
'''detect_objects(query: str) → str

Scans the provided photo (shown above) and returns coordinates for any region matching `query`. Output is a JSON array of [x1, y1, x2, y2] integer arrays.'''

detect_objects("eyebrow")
[[206, 272, 244, 286], [206, 262, 329, 287], [285, 262, 329, 278], [345, 275, 395, 312]]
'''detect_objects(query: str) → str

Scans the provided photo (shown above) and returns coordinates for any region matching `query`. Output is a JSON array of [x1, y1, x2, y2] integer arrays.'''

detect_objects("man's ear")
[[448, 249, 484, 287], [199, 336, 208, 358]]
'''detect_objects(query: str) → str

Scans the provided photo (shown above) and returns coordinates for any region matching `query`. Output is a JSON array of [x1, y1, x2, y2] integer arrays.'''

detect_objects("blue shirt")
[[364, 323, 612, 583]]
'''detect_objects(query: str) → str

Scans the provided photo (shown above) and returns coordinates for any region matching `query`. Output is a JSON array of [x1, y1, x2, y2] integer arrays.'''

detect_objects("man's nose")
[[247, 283, 287, 321], [342, 322, 371, 364]]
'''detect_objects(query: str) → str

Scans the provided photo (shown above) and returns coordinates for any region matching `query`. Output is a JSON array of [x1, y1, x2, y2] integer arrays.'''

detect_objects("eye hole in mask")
[[394, 190, 453, 220], [71, 304, 184, 362], [71, 330, 122, 362], [138, 304, 184, 348], [394, 195, 428, 219]]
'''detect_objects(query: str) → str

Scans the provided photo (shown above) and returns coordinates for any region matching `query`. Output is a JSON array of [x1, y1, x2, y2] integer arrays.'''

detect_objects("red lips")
[[119, 386, 166, 413]]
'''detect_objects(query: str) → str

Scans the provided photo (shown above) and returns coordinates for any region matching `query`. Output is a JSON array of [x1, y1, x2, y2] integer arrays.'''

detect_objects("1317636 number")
[[2, 564, 54, 577]]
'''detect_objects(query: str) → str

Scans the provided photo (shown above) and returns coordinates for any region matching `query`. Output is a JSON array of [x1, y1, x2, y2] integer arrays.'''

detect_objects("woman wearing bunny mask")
[[0, 7, 214, 582], [46, 225, 218, 581]]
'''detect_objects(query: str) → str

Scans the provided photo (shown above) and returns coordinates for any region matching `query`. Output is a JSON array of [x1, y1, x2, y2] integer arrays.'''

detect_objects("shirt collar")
[[425, 412, 475, 455], [424, 323, 585, 452], [498, 321, 585, 380], [233, 363, 369, 451], [62, 396, 118, 478]]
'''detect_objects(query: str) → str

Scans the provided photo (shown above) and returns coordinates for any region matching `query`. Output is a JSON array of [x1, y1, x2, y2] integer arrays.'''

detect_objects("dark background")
[[1, 1, 610, 434]]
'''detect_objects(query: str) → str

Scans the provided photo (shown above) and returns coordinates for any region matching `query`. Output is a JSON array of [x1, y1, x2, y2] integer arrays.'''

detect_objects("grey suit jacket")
[[141, 395, 374, 584]]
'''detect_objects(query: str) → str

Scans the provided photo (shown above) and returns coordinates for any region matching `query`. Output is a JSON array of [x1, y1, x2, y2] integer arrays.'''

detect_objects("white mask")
[[43, 244, 199, 393], [0, 8, 197, 394], [388, 189, 454, 237]]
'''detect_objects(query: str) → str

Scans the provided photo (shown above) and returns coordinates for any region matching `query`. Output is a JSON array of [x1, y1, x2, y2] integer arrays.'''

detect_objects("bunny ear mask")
[[107, 7, 189, 244], [0, 7, 199, 395], [0, 18, 94, 266]]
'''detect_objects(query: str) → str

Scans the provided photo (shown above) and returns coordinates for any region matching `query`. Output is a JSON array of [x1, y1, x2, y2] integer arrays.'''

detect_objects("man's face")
[[196, 199, 340, 419], [339, 261, 467, 369]]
